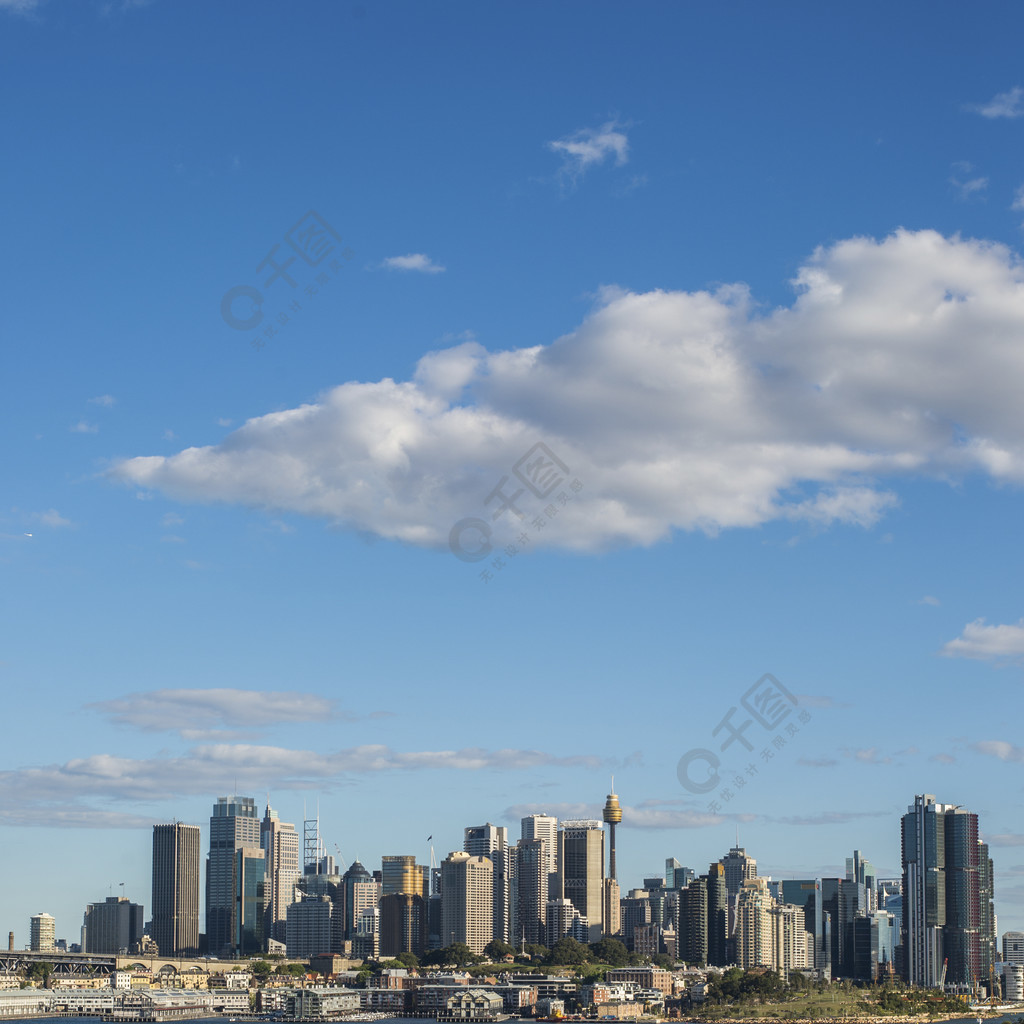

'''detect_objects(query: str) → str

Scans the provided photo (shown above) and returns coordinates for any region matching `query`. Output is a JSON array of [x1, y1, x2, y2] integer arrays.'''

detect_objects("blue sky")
[[2, 0, 1024, 947]]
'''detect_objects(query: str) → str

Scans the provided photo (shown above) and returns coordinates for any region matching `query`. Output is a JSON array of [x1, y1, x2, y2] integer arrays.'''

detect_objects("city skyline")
[[2, 0, 1024, 972], [4, 788, 1010, 958]]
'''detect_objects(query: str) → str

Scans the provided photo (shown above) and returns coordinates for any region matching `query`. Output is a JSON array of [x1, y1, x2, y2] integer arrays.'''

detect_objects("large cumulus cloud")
[[112, 230, 1024, 551]]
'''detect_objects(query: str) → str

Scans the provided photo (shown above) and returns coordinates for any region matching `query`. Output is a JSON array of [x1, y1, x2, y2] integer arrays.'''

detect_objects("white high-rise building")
[[521, 815, 558, 877], [735, 878, 774, 969], [465, 823, 511, 944], [262, 805, 301, 947], [29, 914, 54, 952], [441, 851, 493, 954], [771, 902, 813, 977], [1004, 931, 1024, 965]]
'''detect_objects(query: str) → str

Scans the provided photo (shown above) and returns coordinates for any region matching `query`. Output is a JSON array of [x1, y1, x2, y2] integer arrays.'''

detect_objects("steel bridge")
[[0, 950, 221, 977]]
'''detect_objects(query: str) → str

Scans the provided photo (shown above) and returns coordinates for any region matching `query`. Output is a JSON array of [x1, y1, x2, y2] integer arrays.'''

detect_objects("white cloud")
[[918, 595, 940, 606], [160, 512, 184, 527], [969, 86, 1024, 119], [768, 810, 888, 826], [89, 394, 116, 407], [846, 746, 892, 765], [0, 743, 607, 825], [88, 688, 338, 734], [941, 618, 1024, 662], [71, 420, 98, 434], [112, 230, 1024, 555], [380, 253, 445, 274], [949, 164, 988, 201], [504, 799, 729, 830], [1012, 184, 1024, 216], [549, 120, 629, 182], [0, 0, 40, 13], [987, 833, 1024, 847], [35, 508, 72, 529], [973, 739, 1024, 762]]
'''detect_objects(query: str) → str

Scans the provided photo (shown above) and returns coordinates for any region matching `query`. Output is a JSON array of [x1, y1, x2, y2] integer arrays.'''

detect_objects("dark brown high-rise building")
[[152, 822, 201, 957]]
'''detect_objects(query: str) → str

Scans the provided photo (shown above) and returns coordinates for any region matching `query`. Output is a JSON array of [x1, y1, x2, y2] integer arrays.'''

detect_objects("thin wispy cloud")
[[71, 420, 98, 434], [0, 0, 41, 13], [968, 86, 1024, 119], [918, 595, 940, 606], [986, 832, 1024, 847], [88, 688, 338, 734], [35, 509, 73, 529], [548, 119, 629, 183], [0, 743, 609, 826], [504, 799, 732, 830], [767, 810, 888, 827], [88, 394, 116, 407], [380, 253, 445, 274], [973, 739, 1024, 763], [941, 618, 1024, 663], [949, 163, 988, 201]]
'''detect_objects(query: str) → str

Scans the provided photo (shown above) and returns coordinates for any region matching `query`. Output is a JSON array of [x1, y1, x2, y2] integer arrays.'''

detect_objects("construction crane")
[[939, 958, 948, 989]]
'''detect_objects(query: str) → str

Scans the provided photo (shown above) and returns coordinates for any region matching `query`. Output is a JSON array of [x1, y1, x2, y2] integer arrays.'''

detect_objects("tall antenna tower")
[[304, 807, 326, 874]]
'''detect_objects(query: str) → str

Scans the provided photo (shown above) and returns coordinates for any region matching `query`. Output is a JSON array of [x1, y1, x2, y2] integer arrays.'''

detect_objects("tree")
[[521, 943, 549, 960], [26, 962, 53, 986], [483, 940, 515, 961], [249, 960, 272, 979], [547, 937, 589, 965], [395, 951, 420, 970], [649, 953, 675, 969], [445, 942, 483, 966], [589, 938, 630, 967]]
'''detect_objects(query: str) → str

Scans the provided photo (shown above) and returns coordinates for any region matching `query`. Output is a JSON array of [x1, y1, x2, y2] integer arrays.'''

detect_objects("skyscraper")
[[464, 824, 512, 944], [520, 814, 558, 878], [704, 862, 729, 966], [82, 897, 144, 954], [555, 820, 604, 943], [206, 795, 264, 957], [261, 805, 301, 947], [152, 822, 200, 957], [735, 878, 775, 970], [516, 839, 549, 947], [342, 861, 377, 942], [440, 851, 493, 953], [678, 878, 709, 964], [382, 856, 424, 897], [901, 793, 996, 988], [721, 846, 757, 897], [380, 892, 428, 957]]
